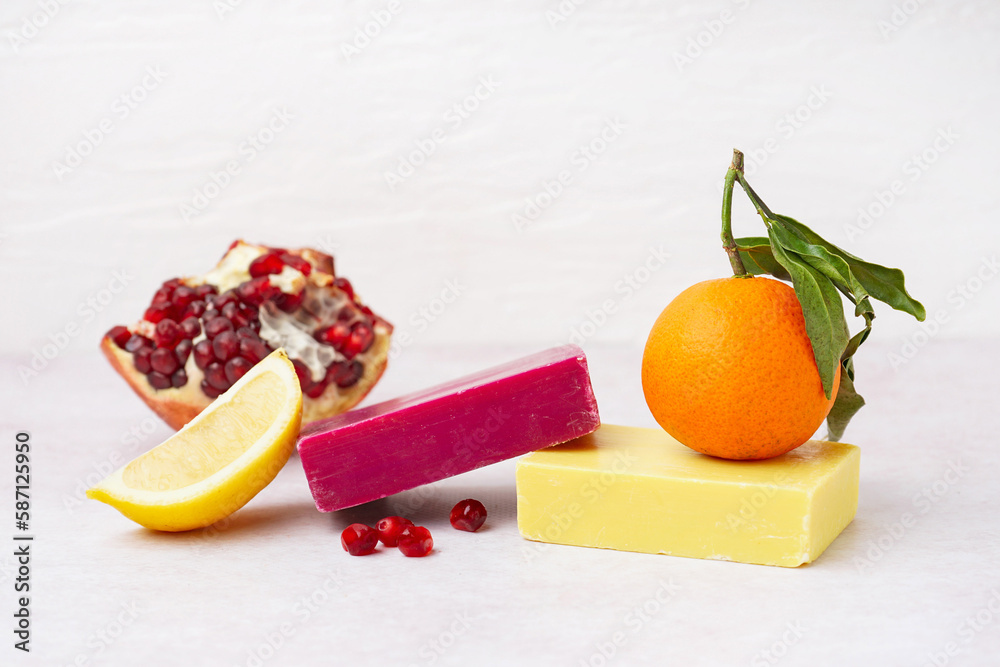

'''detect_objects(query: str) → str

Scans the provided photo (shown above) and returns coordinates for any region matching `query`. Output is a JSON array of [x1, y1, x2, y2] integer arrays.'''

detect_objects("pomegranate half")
[[101, 240, 393, 430]]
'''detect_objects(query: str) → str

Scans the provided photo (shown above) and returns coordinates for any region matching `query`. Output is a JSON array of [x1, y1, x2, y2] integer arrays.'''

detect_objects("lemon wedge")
[[87, 349, 303, 532]]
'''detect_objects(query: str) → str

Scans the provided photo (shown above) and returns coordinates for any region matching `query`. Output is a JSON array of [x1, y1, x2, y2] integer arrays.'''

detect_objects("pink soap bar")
[[297, 345, 600, 512]]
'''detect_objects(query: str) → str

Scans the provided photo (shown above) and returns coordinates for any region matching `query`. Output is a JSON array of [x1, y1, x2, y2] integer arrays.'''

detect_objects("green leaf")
[[826, 359, 865, 442], [771, 214, 926, 321], [735, 237, 791, 280], [767, 229, 849, 398]]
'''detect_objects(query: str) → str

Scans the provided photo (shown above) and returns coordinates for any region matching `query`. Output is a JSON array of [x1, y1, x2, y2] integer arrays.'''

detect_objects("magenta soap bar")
[[297, 345, 600, 512]]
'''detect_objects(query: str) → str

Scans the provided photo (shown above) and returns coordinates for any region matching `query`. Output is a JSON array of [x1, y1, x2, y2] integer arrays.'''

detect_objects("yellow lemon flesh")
[[87, 349, 303, 532]]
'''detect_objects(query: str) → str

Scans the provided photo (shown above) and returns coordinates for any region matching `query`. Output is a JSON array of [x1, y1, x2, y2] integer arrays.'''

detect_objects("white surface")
[[2, 1, 1000, 665]]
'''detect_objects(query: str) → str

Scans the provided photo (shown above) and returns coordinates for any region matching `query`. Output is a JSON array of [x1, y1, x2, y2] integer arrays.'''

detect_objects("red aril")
[[375, 516, 413, 547], [248, 252, 285, 278], [397, 526, 433, 557], [341, 523, 379, 556], [450, 499, 487, 532]]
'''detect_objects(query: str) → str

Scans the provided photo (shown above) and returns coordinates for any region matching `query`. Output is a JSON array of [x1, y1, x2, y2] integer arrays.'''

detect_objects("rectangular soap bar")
[[298, 345, 600, 512], [516, 424, 859, 567]]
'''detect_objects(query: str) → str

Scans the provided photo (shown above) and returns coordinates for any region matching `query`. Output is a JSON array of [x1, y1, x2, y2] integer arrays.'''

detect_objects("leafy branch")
[[721, 149, 925, 441]]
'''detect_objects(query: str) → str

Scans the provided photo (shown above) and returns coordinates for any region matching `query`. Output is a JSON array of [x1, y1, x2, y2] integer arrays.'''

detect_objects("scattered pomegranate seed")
[[125, 334, 152, 353], [174, 339, 193, 365], [204, 316, 234, 339], [106, 326, 131, 348], [147, 371, 171, 390], [334, 277, 355, 299], [144, 303, 172, 324], [213, 331, 239, 362], [133, 348, 152, 374], [315, 322, 351, 347], [150, 348, 179, 375], [450, 499, 487, 532], [280, 253, 312, 276], [171, 286, 196, 309], [239, 338, 270, 364], [153, 319, 182, 349], [249, 252, 285, 278], [171, 369, 188, 388], [328, 360, 363, 388], [200, 379, 222, 398], [341, 524, 379, 556], [342, 321, 374, 358], [180, 317, 201, 339], [375, 516, 414, 547], [193, 339, 215, 369], [224, 357, 253, 384], [397, 526, 433, 557], [204, 363, 230, 391]]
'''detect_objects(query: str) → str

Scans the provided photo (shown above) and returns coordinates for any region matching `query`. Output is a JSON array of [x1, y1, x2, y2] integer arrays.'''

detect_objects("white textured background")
[[2, 2, 999, 666]]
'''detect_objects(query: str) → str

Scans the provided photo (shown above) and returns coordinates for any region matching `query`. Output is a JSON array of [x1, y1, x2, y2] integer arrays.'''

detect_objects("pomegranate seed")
[[147, 372, 172, 390], [144, 303, 172, 324], [193, 339, 215, 369], [133, 348, 152, 374], [106, 326, 131, 349], [153, 319, 182, 349], [171, 286, 196, 309], [150, 348, 179, 375], [375, 516, 413, 547], [341, 524, 379, 556], [195, 284, 217, 299], [337, 306, 357, 322], [182, 300, 207, 319], [226, 240, 241, 253], [450, 499, 487, 532], [292, 359, 311, 384], [200, 379, 222, 399], [213, 331, 239, 362], [236, 277, 279, 306], [343, 321, 374, 358], [171, 369, 188, 388], [304, 376, 329, 399], [239, 338, 270, 364], [151, 288, 172, 306], [397, 526, 433, 557], [211, 290, 240, 310], [204, 316, 234, 339], [280, 253, 312, 276], [162, 278, 183, 290], [175, 339, 193, 365], [328, 360, 363, 388], [315, 322, 350, 347], [249, 252, 285, 278], [124, 334, 152, 353], [204, 363, 230, 391], [276, 290, 304, 313], [225, 357, 253, 384], [221, 302, 240, 321], [334, 277, 354, 299], [180, 317, 201, 339]]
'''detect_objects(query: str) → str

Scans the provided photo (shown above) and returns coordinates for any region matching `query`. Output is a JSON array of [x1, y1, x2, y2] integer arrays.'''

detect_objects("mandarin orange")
[[641, 276, 839, 460]]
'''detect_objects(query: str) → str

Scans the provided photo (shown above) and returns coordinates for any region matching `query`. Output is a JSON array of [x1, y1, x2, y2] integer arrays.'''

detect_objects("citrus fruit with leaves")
[[643, 276, 840, 460], [642, 149, 925, 459]]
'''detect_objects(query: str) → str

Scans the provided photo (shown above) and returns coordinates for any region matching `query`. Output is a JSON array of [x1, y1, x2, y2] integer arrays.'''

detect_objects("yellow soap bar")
[[516, 424, 859, 567]]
